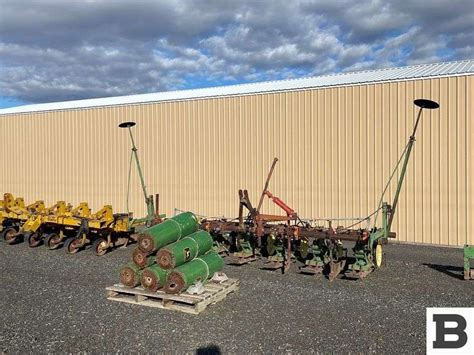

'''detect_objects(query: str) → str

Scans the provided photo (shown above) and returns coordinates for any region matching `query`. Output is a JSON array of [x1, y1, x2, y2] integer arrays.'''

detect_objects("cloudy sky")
[[0, 0, 472, 108]]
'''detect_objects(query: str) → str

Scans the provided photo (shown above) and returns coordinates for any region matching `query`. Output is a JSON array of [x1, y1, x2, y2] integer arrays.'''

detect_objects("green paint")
[[138, 211, 198, 253], [141, 264, 170, 290], [167, 251, 224, 292], [157, 230, 213, 269]]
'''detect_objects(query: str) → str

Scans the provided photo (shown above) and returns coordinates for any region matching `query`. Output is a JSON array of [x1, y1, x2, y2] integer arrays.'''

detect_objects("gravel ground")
[[0, 240, 472, 353]]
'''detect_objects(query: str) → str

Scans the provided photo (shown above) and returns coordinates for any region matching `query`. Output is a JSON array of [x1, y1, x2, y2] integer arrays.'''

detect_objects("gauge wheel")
[[299, 238, 309, 259], [265, 235, 276, 256], [44, 233, 62, 250], [375, 243, 383, 268], [65, 238, 80, 254], [93, 238, 109, 256], [2, 227, 18, 244], [28, 232, 42, 248]]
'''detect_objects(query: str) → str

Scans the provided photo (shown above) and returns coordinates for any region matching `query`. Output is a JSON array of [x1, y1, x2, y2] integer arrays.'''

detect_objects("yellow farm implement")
[[1, 193, 162, 256], [0, 193, 46, 243]]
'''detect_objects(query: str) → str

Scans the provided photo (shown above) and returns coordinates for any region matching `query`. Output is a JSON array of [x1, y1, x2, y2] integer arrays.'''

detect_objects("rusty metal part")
[[261, 260, 283, 270], [227, 254, 257, 265], [151, 194, 163, 225], [284, 235, 292, 273], [328, 260, 346, 282], [202, 219, 370, 243], [344, 269, 372, 280], [93, 238, 108, 256], [299, 265, 324, 275], [2, 227, 18, 244], [256, 158, 279, 214], [44, 232, 62, 250], [65, 237, 81, 254], [238, 189, 255, 227], [28, 232, 41, 248]]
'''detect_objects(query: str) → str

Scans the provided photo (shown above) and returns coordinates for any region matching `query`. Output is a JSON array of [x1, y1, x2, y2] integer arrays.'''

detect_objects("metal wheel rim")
[[266, 235, 276, 255], [4, 229, 16, 243], [96, 240, 108, 255], [299, 238, 309, 259], [375, 244, 383, 268], [48, 234, 61, 248], [68, 240, 79, 253], [29, 233, 41, 247]]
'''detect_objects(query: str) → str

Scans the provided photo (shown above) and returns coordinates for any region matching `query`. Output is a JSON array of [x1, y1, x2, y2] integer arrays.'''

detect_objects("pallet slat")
[[106, 278, 239, 314]]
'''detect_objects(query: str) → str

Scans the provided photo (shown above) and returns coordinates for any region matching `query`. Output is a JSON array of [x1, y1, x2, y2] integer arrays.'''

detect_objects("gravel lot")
[[0, 240, 472, 353]]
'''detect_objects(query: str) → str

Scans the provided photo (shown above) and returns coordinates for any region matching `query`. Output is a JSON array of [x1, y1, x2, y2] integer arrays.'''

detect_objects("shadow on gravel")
[[423, 263, 464, 280], [196, 344, 221, 355]]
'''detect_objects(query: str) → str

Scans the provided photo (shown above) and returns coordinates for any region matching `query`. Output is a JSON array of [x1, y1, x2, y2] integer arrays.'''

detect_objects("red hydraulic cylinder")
[[264, 191, 296, 217]]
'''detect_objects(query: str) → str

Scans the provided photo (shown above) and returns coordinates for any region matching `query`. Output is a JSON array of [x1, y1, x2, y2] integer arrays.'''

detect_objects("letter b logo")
[[427, 308, 473, 354]]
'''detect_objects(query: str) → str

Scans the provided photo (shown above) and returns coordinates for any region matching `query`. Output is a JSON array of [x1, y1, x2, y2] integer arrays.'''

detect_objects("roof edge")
[[1, 59, 472, 115]]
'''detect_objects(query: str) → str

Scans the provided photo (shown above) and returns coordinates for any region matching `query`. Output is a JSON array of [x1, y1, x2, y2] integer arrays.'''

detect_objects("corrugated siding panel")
[[0, 76, 472, 246], [468, 75, 474, 246]]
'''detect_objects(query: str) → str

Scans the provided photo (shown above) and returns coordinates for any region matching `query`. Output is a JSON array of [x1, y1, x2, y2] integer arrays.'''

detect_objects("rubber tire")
[[28, 233, 42, 248], [64, 238, 80, 254], [2, 227, 18, 244], [44, 233, 62, 250], [92, 238, 108, 256]]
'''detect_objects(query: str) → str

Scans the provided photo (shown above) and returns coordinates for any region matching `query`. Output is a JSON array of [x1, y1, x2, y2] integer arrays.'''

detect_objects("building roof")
[[1, 59, 473, 115]]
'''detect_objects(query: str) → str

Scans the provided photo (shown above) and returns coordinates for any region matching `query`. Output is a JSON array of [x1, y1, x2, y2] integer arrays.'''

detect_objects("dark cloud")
[[0, 0, 472, 104]]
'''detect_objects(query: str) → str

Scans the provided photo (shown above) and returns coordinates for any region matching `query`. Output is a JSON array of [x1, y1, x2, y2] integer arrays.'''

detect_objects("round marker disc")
[[118, 121, 136, 128], [414, 99, 439, 109]]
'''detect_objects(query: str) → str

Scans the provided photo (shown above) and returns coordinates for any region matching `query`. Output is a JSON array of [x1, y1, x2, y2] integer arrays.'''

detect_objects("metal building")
[[1, 60, 473, 246]]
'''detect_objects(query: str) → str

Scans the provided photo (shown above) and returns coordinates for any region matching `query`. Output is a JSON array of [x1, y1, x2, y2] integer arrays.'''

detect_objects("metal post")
[[256, 158, 279, 214], [388, 99, 439, 230], [119, 121, 154, 220], [126, 126, 149, 201], [387, 127, 416, 230]]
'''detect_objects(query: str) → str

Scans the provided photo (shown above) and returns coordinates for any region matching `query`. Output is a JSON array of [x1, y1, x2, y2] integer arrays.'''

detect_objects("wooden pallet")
[[106, 278, 239, 315]]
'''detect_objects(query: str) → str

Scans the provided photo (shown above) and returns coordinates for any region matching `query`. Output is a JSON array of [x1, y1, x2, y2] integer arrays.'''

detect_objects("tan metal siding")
[[1, 76, 472, 246]]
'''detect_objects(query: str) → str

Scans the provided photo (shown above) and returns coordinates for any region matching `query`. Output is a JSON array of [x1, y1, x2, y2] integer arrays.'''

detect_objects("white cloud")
[[0, 0, 471, 103]]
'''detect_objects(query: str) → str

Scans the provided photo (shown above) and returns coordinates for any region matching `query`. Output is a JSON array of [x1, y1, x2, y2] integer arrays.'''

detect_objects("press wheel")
[[298, 238, 309, 259], [28, 232, 41, 248], [2, 227, 18, 244], [375, 243, 383, 268], [265, 235, 276, 256], [44, 233, 62, 250], [65, 238, 80, 254], [93, 238, 108, 256]]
